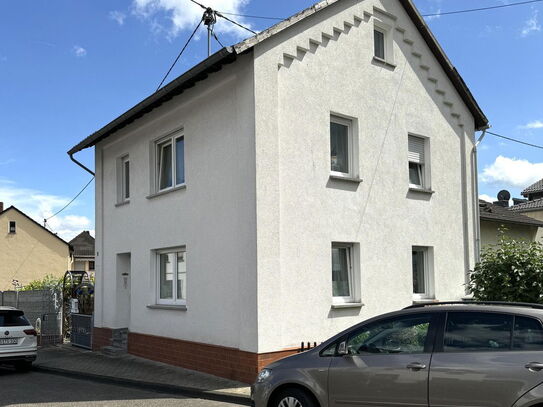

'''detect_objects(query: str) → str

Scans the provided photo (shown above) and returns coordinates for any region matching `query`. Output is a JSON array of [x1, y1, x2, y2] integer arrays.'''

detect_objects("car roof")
[[0, 306, 20, 311]]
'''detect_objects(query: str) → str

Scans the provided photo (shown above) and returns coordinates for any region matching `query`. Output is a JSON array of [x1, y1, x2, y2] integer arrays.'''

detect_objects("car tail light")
[[24, 329, 37, 336]]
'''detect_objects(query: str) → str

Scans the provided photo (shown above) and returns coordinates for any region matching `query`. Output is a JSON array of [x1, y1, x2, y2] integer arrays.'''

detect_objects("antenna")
[[203, 7, 217, 56]]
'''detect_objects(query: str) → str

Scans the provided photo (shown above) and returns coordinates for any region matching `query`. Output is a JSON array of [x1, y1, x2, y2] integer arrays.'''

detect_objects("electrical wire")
[[422, 0, 543, 17], [486, 131, 543, 150], [157, 17, 203, 91], [211, 27, 225, 48], [218, 11, 284, 21], [45, 177, 95, 222]]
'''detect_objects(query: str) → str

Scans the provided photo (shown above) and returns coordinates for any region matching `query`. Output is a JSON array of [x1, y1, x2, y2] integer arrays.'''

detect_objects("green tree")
[[21, 274, 63, 291], [468, 231, 543, 303]]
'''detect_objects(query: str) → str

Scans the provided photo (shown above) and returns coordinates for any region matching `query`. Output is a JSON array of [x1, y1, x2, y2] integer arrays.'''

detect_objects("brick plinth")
[[127, 331, 298, 384], [92, 327, 113, 351]]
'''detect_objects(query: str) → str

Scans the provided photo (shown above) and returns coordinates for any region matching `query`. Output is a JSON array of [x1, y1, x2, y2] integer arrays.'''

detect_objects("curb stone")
[[34, 365, 252, 406]]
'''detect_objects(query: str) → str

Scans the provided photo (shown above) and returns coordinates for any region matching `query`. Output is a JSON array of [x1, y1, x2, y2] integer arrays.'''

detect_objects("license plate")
[[0, 338, 18, 345]]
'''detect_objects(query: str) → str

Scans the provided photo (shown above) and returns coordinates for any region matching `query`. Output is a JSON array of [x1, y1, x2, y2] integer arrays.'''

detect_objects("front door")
[[430, 311, 543, 407], [328, 312, 439, 407]]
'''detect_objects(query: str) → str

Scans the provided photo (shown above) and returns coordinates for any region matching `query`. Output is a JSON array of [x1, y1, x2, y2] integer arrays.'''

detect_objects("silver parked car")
[[0, 306, 37, 371], [253, 302, 543, 407]]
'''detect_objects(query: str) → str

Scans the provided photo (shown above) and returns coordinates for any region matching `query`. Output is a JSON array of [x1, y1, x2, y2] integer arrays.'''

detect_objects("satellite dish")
[[497, 190, 511, 201]]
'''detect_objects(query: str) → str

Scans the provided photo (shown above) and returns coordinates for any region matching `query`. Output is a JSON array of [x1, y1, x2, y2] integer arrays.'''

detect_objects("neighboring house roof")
[[521, 178, 543, 197], [0, 206, 71, 247], [509, 198, 543, 213], [480, 200, 543, 227], [69, 230, 95, 257], [68, 0, 489, 155]]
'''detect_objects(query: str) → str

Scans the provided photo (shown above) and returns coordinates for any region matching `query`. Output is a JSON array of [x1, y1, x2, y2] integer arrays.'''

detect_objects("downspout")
[[472, 126, 490, 264], [69, 152, 95, 176]]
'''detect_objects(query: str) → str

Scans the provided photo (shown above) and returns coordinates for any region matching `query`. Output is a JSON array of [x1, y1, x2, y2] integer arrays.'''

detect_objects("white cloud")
[[0, 179, 93, 242], [480, 156, 543, 188], [519, 120, 543, 129], [109, 10, 127, 25], [132, 0, 252, 39], [521, 9, 541, 37], [72, 45, 87, 57], [479, 194, 495, 203]]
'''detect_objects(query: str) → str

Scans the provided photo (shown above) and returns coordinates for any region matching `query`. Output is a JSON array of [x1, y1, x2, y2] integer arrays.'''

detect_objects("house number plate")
[[0, 338, 18, 345]]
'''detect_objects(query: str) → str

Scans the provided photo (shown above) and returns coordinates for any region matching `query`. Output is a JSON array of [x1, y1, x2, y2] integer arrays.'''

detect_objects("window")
[[513, 316, 543, 350], [0, 310, 30, 327], [332, 243, 359, 304], [8, 221, 15, 234], [408, 135, 427, 188], [374, 29, 385, 59], [347, 314, 433, 355], [412, 246, 434, 300], [156, 133, 185, 192], [156, 248, 186, 305], [444, 312, 513, 352], [88, 261, 95, 271], [330, 115, 354, 177]]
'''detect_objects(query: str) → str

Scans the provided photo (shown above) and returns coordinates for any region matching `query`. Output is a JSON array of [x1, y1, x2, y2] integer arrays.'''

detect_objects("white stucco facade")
[[93, 0, 481, 356]]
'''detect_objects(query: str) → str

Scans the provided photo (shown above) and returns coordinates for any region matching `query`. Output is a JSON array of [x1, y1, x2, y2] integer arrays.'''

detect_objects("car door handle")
[[406, 362, 427, 371], [525, 362, 543, 372]]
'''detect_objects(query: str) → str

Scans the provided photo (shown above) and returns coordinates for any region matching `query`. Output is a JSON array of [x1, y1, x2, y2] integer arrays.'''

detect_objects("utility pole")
[[203, 7, 217, 56]]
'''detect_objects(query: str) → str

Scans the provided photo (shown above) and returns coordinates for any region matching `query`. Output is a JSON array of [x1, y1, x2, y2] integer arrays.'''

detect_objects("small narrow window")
[[8, 221, 16, 234], [332, 243, 359, 304], [408, 135, 427, 188], [155, 132, 185, 193], [157, 248, 186, 305], [330, 116, 353, 177], [122, 156, 130, 200], [157, 140, 173, 191], [88, 261, 95, 271], [412, 246, 434, 300], [374, 29, 385, 59]]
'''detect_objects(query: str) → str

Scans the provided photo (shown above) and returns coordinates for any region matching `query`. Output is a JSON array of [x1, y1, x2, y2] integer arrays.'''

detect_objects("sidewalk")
[[35, 345, 251, 405]]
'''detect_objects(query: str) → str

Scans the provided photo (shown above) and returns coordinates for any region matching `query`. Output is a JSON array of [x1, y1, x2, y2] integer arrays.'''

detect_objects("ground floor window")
[[332, 242, 360, 304], [156, 248, 186, 305], [412, 246, 434, 300]]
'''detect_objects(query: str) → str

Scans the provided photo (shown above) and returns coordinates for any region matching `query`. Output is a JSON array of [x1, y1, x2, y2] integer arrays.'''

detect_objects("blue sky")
[[0, 0, 542, 240]]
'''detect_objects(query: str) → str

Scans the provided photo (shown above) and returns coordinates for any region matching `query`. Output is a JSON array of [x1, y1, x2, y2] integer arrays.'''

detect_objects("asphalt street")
[[0, 366, 241, 407]]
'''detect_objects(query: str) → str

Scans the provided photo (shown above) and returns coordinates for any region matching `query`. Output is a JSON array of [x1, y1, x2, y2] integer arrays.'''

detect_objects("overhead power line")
[[45, 177, 95, 223], [422, 0, 543, 17], [486, 131, 543, 150], [218, 12, 284, 21]]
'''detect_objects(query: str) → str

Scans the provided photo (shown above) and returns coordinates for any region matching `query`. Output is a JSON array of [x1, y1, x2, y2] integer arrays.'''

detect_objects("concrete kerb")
[[33, 364, 252, 405]]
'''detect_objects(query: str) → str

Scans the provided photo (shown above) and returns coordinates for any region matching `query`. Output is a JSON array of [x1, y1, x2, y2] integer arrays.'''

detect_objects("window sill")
[[373, 56, 396, 69], [409, 187, 434, 195], [147, 304, 187, 311], [331, 302, 364, 309], [146, 184, 186, 199], [412, 298, 437, 305], [329, 174, 363, 183], [115, 200, 130, 207]]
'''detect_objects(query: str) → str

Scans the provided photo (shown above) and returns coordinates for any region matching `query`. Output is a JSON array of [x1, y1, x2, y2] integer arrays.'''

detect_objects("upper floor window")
[[88, 260, 95, 271], [8, 221, 16, 234], [374, 29, 385, 60], [330, 115, 355, 177], [117, 155, 130, 204], [373, 21, 394, 65], [156, 132, 185, 192], [408, 135, 428, 189]]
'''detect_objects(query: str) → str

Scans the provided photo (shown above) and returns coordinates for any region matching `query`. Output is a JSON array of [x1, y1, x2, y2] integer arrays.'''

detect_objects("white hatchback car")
[[0, 306, 37, 371]]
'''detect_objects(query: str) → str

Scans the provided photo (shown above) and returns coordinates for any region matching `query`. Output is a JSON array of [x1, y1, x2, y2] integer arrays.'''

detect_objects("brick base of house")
[[91, 328, 297, 383]]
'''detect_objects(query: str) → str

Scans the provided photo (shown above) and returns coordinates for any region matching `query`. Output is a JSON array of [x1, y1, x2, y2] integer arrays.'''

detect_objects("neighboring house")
[[479, 199, 543, 247], [69, 231, 95, 276], [510, 178, 543, 242], [0, 202, 72, 290], [68, 0, 488, 382]]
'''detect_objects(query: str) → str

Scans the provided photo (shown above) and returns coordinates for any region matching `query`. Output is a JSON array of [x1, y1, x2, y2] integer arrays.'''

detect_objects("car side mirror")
[[337, 341, 348, 356]]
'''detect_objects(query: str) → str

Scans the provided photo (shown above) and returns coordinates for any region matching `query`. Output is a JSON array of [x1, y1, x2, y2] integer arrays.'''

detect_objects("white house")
[[68, 0, 488, 383]]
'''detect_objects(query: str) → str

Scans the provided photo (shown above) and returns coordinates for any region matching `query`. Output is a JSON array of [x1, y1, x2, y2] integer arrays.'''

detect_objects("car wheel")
[[273, 388, 316, 407], [15, 361, 32, 372]]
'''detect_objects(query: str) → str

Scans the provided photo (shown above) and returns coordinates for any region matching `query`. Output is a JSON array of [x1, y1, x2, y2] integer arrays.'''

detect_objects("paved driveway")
[[0, 366, 240, 407]]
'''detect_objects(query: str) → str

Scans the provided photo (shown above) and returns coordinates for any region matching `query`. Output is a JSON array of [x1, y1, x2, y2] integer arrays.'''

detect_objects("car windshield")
[[0, 310, 30, 327]]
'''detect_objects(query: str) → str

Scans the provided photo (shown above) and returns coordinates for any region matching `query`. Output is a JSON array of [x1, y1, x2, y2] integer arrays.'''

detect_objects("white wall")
[[94, 53, 259, 352], [253, 0, 477, 352]]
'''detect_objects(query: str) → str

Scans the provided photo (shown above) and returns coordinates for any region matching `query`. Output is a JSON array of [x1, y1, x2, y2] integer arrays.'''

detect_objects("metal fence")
[[0, 289, 63, 345]]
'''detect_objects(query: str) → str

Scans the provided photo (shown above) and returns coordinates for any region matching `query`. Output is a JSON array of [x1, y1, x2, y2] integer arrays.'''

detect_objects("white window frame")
[[373, 27, 386, 60], [155, 247, 186, 306], [330, 115, 356, 178], [373, 20, 394, 64], [408, 134, 430, 190], [154, 130, 185, 193], [412, 246, 434, 301], [331, 242, 360, 305]]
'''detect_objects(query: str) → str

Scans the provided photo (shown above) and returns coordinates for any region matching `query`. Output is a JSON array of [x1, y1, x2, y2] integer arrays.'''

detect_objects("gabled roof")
[[0, 206, 71, 247], [522, 178, 543, 197], [69, 230, 95, 257], [68, 0, 488, 155], [509, 198, 543, 213], [479, 200, 543, 227]]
